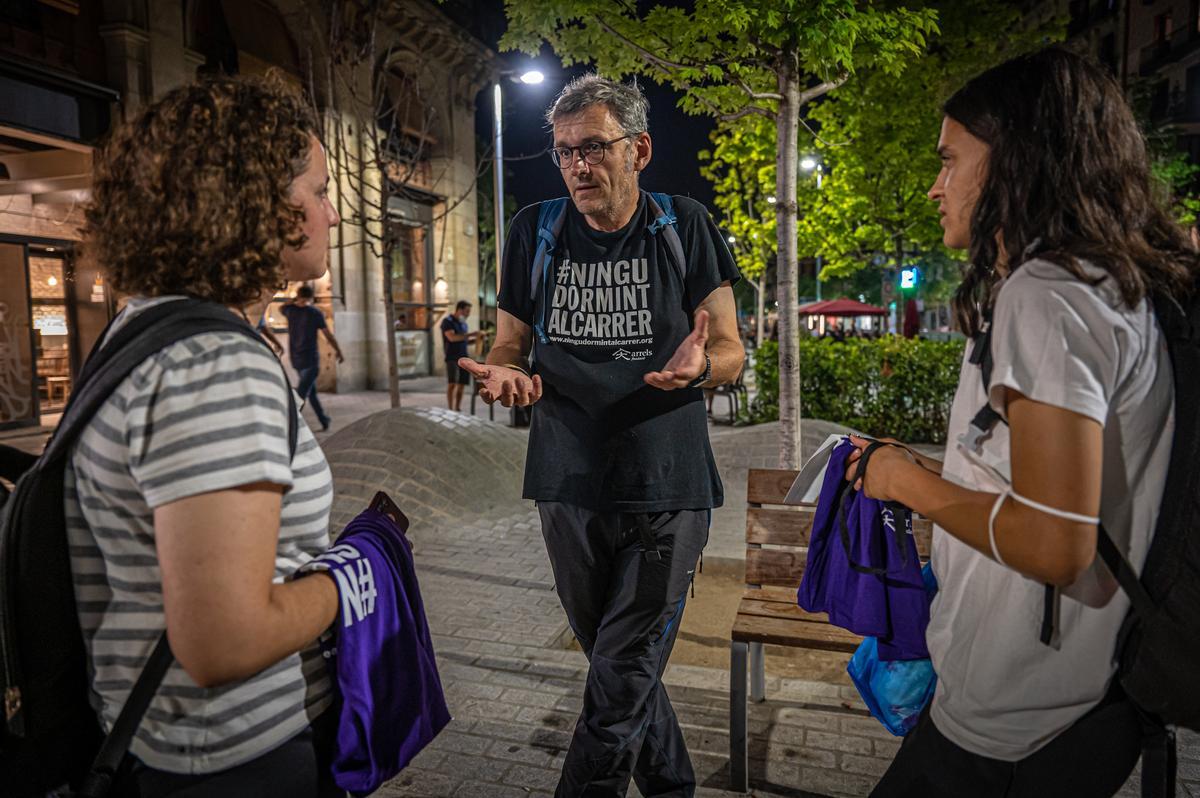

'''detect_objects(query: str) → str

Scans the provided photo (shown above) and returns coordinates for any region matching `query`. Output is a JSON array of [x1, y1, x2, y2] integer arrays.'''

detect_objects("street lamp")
[[492, 67, 549, 300], [801, 156, 824, 300]]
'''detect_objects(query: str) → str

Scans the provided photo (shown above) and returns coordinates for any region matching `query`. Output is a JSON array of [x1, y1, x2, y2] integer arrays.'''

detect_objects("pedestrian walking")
[[281, 285, 344, 432], [71, 74, 345, 796], [854, 48, 1195, 797], [440, 300, 483, 412], [460, 74, 743, 797]]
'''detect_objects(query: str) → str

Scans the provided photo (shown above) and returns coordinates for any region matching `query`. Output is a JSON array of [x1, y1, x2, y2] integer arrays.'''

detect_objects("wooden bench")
[[728, 467, 932, 792]]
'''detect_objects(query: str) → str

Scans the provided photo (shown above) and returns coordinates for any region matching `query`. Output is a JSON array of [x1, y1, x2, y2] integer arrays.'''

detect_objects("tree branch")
[[732, 74, 783, 102], [798, 74, 848, 106]]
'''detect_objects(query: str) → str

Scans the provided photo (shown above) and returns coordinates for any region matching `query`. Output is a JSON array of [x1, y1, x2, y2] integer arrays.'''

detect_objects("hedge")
[[743, 336, 966, 444]]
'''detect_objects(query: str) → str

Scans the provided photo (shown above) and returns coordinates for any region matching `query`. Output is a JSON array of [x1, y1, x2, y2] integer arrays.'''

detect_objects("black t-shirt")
[[498, 192, 740, 512], [281, 304, 326, 370], [441, 314, 469, 362]]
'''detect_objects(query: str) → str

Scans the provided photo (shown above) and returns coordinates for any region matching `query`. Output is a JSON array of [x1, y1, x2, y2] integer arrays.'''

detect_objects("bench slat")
[[746, 507, 816, 548], [747, 468, 800, 505], [731, 612, 862, 652], [743, 585, 803, 604], [738, 599, 831, 624], [744, 548, 806, 587]]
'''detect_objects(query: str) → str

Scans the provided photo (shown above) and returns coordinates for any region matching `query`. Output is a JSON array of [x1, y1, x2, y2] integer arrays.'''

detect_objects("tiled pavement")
[[322, 405, 1200, 797]]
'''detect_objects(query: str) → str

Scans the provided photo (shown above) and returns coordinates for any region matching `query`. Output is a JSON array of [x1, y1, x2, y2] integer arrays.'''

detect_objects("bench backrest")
[[745, 468, 932, 589]]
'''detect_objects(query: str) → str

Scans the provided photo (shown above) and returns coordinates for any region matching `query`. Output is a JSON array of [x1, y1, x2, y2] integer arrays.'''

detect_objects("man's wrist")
[[686, 354, 712, 388]]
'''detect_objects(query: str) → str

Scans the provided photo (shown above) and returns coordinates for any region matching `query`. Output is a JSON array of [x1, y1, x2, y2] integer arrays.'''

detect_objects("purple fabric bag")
[[796, 439, 931, 660], [305, 497, 451, 796]]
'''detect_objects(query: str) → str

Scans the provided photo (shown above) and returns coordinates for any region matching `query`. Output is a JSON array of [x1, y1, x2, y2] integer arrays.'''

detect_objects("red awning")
[[797, 298, 886, 317]]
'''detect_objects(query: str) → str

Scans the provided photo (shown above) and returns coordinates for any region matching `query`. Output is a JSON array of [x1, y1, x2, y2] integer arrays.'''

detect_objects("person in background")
[[440, 300, 483, 412], [282, 284, 344, 432], [76, 74, 344, 796]]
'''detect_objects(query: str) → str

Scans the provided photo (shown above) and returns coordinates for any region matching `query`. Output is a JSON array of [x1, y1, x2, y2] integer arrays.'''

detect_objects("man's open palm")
[[457, 359, 543, 407], [643, 310, 709, 390]]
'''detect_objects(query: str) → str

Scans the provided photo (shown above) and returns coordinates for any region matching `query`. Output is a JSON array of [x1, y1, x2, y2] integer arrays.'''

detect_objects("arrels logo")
[[613, 348, 652, 361]]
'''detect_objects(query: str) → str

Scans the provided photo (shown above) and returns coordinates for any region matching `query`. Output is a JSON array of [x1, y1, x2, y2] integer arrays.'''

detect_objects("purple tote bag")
[[797, 439, 930, 660]]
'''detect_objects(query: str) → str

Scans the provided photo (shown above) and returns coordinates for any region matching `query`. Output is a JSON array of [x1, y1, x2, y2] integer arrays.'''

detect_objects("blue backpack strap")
[[646, 191, 686, 285], [531, 198, 569, 345]]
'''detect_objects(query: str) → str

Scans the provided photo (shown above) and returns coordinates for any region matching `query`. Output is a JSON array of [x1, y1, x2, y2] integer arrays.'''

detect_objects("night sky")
[[440, 1, 718, 214]]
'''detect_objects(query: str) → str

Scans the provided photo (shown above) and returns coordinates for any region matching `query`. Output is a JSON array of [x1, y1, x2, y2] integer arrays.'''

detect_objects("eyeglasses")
[[548, 134, 637, 169]]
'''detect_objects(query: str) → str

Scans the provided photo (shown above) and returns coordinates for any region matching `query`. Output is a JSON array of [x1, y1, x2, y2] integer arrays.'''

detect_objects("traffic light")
[[900, 268, 919, 289]]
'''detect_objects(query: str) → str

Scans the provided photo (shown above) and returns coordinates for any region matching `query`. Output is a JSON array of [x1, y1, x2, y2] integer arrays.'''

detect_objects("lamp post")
[[492, 68, 545, 294], [801, 156, 823, 301]]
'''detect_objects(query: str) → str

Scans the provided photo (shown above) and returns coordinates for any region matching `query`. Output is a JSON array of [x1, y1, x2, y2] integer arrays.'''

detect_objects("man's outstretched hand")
[[457, 359, 543, 407], [643, 310, 709, 391]]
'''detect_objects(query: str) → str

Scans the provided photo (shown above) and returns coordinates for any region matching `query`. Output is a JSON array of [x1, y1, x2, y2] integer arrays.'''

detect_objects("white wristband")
[[987, 487, 1100, 568]]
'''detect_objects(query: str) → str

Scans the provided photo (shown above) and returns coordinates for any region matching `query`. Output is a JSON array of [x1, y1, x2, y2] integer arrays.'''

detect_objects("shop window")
[[29, 253, 70, 413]]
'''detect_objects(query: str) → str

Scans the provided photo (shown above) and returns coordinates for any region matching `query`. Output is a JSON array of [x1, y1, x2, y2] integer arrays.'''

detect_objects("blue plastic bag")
[[846, 562, 938, 736]]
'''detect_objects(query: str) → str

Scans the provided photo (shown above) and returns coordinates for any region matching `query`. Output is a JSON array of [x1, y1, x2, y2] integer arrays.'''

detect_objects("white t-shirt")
[[927, 259, 1174, 761]]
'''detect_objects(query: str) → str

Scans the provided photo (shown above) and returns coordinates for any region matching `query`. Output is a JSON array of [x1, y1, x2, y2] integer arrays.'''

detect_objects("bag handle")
[[836, 441, 912, 576]]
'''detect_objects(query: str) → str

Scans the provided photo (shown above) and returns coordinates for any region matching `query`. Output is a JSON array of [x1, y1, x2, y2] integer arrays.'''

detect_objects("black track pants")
[[537, 502, 709, 798]]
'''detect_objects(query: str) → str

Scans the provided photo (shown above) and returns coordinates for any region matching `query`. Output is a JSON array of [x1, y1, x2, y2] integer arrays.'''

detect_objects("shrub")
[[742, 336, 966, 444]]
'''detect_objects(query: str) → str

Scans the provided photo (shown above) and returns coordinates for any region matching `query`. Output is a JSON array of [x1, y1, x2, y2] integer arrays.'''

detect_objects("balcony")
[[1141, 22, 1200, 76]]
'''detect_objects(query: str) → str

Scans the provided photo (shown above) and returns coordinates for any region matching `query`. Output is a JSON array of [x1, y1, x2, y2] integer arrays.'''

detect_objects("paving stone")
[[501, 763, 561, 792], [806, 729, 873, 756]]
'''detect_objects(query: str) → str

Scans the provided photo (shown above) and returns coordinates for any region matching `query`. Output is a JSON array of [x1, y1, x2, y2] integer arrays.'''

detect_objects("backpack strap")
[[530, 198, 570, 346], [43, 299, 298, 465], [960, 310, 1061, 646], [75, 633, 173, 798], [646, 192, 686, 286]]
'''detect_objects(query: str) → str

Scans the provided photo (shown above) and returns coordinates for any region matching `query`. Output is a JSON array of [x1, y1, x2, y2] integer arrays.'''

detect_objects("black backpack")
[[968, 286, 1200, 796], [0, 298, 297, 797]]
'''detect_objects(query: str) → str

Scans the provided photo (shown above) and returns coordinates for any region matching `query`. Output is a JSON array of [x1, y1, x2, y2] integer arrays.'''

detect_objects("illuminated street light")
[[766, 195, 777, 204], [520, 70, 544, 84], [727, 235, 736, 244], [800, 156, 817, 171]]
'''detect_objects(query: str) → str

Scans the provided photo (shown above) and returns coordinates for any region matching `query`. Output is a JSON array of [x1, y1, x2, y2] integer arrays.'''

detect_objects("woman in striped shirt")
[[71, 75, 342, 796]]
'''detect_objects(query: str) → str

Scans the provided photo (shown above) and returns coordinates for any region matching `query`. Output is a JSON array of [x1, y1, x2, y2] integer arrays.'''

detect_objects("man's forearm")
[[486, 343, 529, 370]]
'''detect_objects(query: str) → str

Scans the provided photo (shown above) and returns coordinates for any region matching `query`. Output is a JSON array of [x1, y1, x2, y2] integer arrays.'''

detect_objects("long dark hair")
[[945, 47, 1198, 336]]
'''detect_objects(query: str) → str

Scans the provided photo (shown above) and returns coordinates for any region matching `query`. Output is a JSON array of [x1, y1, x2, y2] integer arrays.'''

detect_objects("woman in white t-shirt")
[[856, 48, 1196, 797]]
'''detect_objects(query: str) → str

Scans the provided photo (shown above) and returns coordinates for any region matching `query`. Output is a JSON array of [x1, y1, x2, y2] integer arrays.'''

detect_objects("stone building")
[[0, 0, 494, 430]]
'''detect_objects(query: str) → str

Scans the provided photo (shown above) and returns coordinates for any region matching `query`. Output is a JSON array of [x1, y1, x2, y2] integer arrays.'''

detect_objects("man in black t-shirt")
[[440, 300, 483, 412], [460, 74, 743, 797]]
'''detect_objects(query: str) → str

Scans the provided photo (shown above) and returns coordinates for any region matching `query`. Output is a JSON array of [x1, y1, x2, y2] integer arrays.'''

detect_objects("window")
[[1155, 11, 1173, 44]]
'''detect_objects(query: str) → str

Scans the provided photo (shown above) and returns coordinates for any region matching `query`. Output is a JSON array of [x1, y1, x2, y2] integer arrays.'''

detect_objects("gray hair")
[[545, 74, 649, 136]]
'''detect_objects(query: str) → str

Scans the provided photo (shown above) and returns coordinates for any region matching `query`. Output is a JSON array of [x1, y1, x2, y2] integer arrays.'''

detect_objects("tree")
[[701, 0, 1061, 338], [800, 0, 1060, 287], [293, 1, 495, 407], [502, 0, 937, 467], [698, 114, 777, 347]]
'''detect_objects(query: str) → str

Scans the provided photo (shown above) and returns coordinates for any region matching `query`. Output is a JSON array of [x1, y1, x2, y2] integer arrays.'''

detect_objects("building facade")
[[0, 0, 493, 430]]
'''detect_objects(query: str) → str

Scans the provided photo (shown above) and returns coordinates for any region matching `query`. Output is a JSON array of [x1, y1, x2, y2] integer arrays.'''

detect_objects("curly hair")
[[83, 74, 320, 306], [945, 47, 1199, 336]]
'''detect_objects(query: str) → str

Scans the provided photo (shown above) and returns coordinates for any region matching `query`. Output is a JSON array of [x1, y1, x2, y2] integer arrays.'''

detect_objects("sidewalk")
[[319, 404, 1198, 798], [10, 386, 1197, 796]]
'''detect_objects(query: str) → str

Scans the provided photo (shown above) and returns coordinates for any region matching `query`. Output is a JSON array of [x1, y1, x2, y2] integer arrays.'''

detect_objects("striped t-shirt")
[[65, 296, 334, 773]]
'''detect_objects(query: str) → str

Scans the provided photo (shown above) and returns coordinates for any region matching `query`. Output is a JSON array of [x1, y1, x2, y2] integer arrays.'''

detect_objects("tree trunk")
[[775, 65, 802, 468]]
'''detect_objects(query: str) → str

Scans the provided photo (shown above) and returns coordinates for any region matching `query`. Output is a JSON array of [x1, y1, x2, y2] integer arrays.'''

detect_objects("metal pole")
[[493, 82, 505, 291]]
